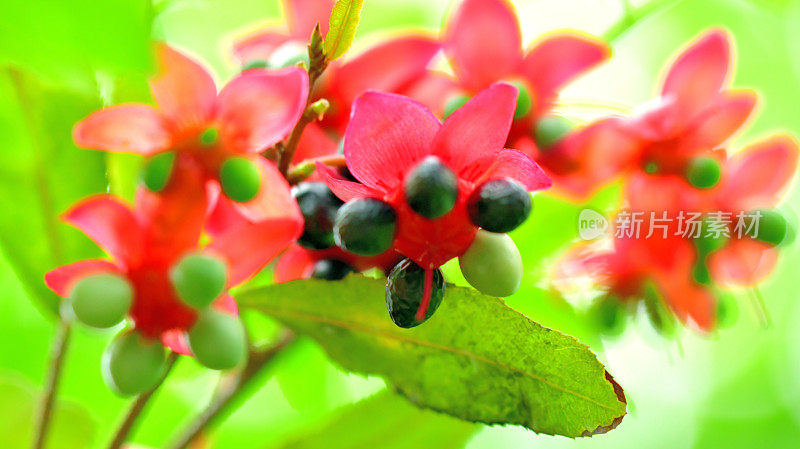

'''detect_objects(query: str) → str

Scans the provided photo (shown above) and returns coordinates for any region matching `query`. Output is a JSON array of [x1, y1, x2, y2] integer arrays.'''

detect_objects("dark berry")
[[467, 178, 531, 233], [403, 156, 458, 219], [686, 156, 721, 189], [311, 259, 353, 280], [334, 198, 397, 256], [386, 259, 444, 328], [293, 182, 343, 249]]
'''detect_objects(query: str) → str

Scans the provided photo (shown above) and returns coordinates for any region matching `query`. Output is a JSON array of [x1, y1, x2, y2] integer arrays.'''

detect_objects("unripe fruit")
[[102, 331, 166, 395], [747, 209, 789, 246], [199, 127, 219, 146], [220, 157, 261, 202], [142, 152, 176, 192], [386, 259, 444, 328], [403, 156, 458, 219], [293, 182, 343, 250], [334, 198, 397, 256], [69, 273, 133, 328], [590, 296, 626, 337], [170, 253, 227, 309], [267, 41, 310, 68], [685, 156, 721, 189], [311, 259, 353, 280], [509, 81, 532, 119], [458, 231, 522, 297], [715, 294, 739, 329], [187, 309, 247, 370], [467, 178, 531, 233], [534, 116, 572, 150], [443, 95, 470, 119]]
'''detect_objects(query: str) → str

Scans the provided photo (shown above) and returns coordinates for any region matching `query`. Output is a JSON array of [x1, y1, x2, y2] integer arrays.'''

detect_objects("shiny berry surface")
[[293, 182, 343, 250], [334, 198, 397, 256], [467, 178, 532, 233], [403, 156, 458, 219], [386, 258, 444, 328]]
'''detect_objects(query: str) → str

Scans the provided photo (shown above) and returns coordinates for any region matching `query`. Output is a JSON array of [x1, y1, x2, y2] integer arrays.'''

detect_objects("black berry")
[[467, 178, 531, 233], [311, 259, 353, 280], [334, 198, 397, 256], [403, 156, 458, 219], [386, 258, 444, 328], [293, 182, 343, 250]]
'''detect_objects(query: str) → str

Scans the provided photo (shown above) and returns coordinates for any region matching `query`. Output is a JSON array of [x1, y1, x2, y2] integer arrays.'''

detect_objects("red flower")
[[44, 155, 303, 354], [317, 83, 551, 269], [74, 43, 308, 220]]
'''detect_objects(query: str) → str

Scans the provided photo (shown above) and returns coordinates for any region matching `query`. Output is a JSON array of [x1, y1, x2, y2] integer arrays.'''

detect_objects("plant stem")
[[602, 0, 681, 43], [106, 351, 180, 449], [167, 333, 295, 449], [32, 320, 71, 449], [287, 154, 347, 185]]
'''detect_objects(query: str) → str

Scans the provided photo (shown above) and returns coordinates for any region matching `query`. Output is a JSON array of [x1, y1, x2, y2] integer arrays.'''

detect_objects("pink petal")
[[45, 260, 121, 297], [214, 293, 239, 315], [216, 67, 309, 154], [332, 36, 441, 105], [73, 104, 172, 155], [151, 44, 218, 133], [688, 90, 756, 149], [284, 0, 333, 39], [521, 34, 609, 103], [233, 31, 292, 64], [64, 196, 144, 267], [344, 92, 441, 191], [233, 156, 303, 223], [470, 149, 552, 191], [206, 191, 249, 237], [433, 83, 516, 174], [161, 330, 192, 355], [316, 163, 384, 201], [662, 30, 731, 116], [709, 238, 778, 286], [274, 245, 316, 283], [293, 122, 339, 163], [718, 135, 799, 210], [443, 0, 522, 92]]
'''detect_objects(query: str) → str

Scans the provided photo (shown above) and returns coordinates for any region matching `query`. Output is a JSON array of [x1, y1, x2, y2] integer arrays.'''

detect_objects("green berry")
[[69, 273, 132, 328], [747, 209, 789, 246], [220, 157, 261, 202], [509, 81, 532, 119], [644, 161, 659, 174], [458, 230, 522, 297], [686, 156, 721, 189], [590, 296, 627, 337], [293, 182, 343, 250], [386, 259, 444, 328], [187, 309, 247, 370], [715, 293, 739, 329], [170, 252, 227, 308], [403, 156, 458, 219], [534, 116, 572, 150], [267, 41, 310, 68], [467, 178, 531, 233], [334, 198, 397, 256], [311, 259, 353, 281], [102, 331, 166, 395], [242, 59, 269, 71], [142, 152, 176, 192], [199, 127, 219, 146], [443, 95, 470, 119]]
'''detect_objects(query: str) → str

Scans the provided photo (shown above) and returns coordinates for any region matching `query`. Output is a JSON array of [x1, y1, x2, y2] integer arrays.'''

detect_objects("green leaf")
[[273, 390, 477, 449], [239, 276, 627, 437], [323, 0, 365, 60]]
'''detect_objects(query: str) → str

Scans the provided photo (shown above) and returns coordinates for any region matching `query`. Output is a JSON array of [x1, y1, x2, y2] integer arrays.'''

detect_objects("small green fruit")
[[170, 252, 227, 308], [142, 152, 176, 192], [443, 95, 470, 119], [747, 209, 789, 246], [311, 259, 353, 281], [386, 259, 444, 328], [220, 157, 261, 202], [334, 198, 397, 256], [187, 309, 247, 370], [467, 178, 531, 233], [458, 230, 522, 297], [69, 273, 133, 328], [403, 156, 458, 219], [590, 296, 627, 337], [686, 156, 721, 189], [199, 127, 219, 146], [102, 331, 166, 395], [509, 81, 532, 119], [534, 116, 572, 150]]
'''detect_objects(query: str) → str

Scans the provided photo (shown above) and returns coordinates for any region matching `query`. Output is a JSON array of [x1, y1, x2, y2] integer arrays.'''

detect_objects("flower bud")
[[293, 182, 343, 250], [102, 331, 166, 395], [142, 152, 176, 192], [403, 156, 458, 219], [443, 94, 470, 119], [458, 230, 522, 297], [386, 259, 444, 328], [170, 252, 227, 309], [534, 116, 572, 150], [69, 273, 133, 328], [467, 178, 531, 233], [220, 157, 261, 202], [334, 198, 397, 256], [187, 309, 247, 370], [685, 156, 721, 189], [311, 259, 353, 280]]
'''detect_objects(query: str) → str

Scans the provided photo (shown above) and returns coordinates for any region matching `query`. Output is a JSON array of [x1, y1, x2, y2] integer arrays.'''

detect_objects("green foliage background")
[[0, 0, 799, 447]]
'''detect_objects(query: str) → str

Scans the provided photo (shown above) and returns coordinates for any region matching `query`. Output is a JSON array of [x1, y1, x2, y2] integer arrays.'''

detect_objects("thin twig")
[[167, 333, 296, 449], [106, 352, 181, 449], [32, 321, 71, 449], [287, 154, 347, 185]]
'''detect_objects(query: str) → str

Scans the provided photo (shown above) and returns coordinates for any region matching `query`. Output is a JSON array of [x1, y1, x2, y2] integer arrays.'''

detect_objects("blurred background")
[[1, 0, 799, 447]]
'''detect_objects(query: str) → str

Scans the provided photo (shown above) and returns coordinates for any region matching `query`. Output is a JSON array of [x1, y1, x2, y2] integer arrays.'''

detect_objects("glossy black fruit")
[[293, 182, 343, 249], [403, 156, 458, 219], [311, 259, 353, 280], [334, 198, 397, 256], [467, 178, 531, 233], [386, 258, 444, 328]]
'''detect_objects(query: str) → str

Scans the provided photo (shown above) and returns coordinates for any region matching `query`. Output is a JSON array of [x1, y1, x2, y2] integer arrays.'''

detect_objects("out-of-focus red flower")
[[45, 155, 303, 354], [317, 83, 551, 269], [74, 44, 308, 220], [273, 244, 402, 282]]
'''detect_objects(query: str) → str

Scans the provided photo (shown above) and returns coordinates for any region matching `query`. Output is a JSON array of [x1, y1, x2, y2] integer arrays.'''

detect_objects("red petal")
[[688, 90, 756, 149], [662, 30, 731, 116], [151, 44, 218, 133], [400, 71, 461, 118], [316, 163, 383, 201], [344, 92, 440, 191], [216, 67, 309, 154], [470, 149, 552, 191], [274, 245, 316, 282], [331, 36, 440, 105], [709, 238, 778, 286], [443, 0, 522, 92], [521, 34, 609, 104], [73, 104, 171, 155], [284, 0, 333, 39], [293, 122, 339, 163], [433, 83, 516, 174], [64, 196, 144, 267], [161, 330, 192, 355], [45, 260, 121, 297], [651, 239, 715, 330], [233, 31, 291, 64], [717, 135, 799, 210], [233, 156, 303, 223]]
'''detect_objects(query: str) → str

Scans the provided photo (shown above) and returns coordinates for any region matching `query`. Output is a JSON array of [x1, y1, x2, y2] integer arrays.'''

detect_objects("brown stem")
[[167, 333, 295, 449], [32, 321, 71, 449], [105, 352, 180, 449]]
